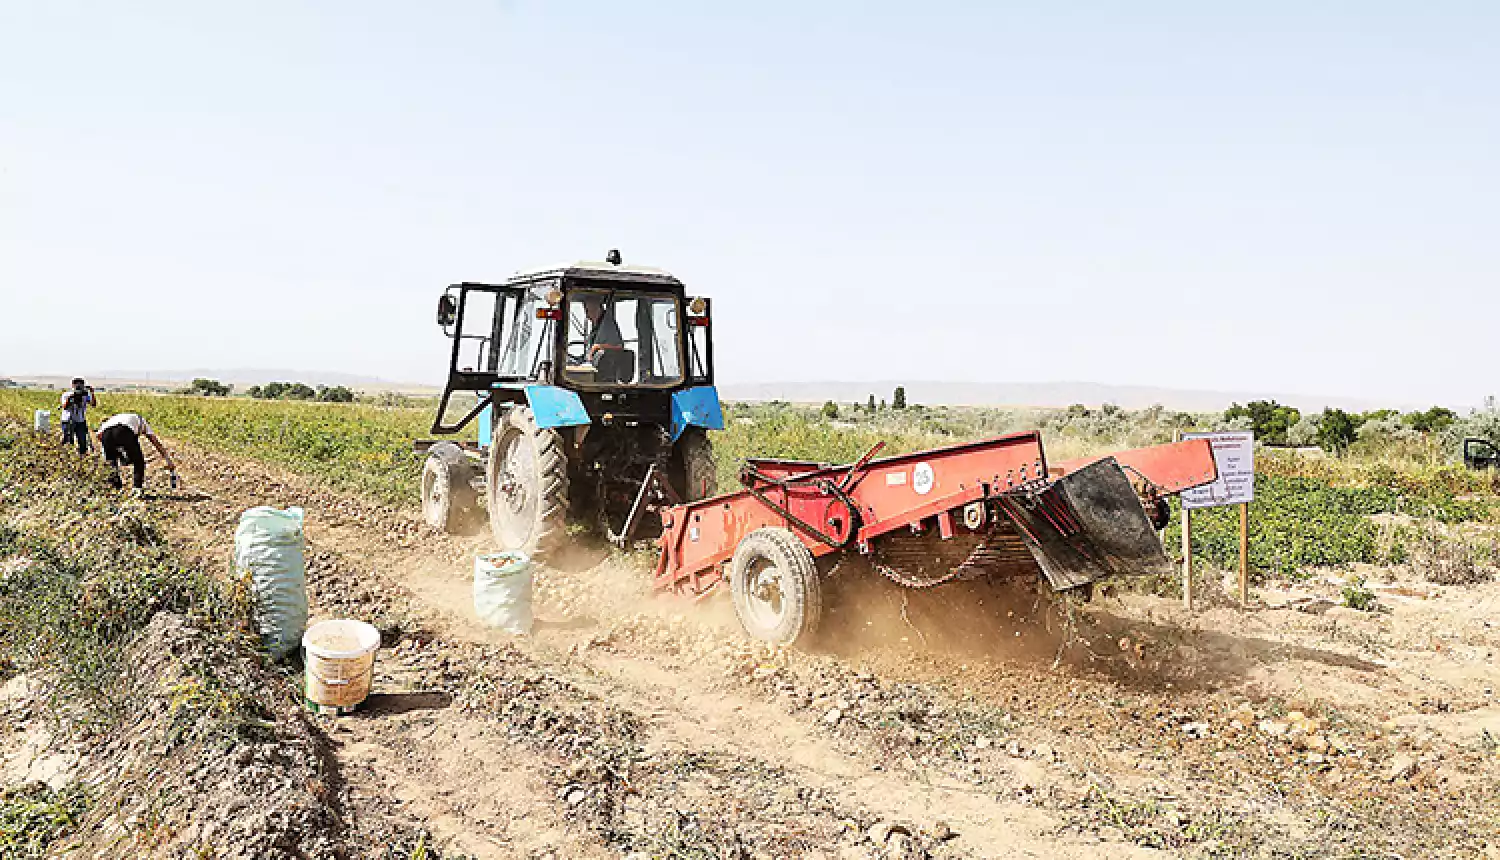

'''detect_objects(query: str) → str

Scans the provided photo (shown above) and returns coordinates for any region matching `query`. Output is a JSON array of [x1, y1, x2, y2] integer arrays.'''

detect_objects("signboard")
[[1180, 431, 1255, 510]]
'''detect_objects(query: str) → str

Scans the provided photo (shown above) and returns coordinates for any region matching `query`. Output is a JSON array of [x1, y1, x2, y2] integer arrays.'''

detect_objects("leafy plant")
[[0, 782, 90, 857], [1317, 408, 1357, 454], [1224, 400, 1300, 445], [1405, 406, 1458, 434], [316, 385, 355, 403], [1342, 577, 1377, 611], [1166, 470, 1489, 579]]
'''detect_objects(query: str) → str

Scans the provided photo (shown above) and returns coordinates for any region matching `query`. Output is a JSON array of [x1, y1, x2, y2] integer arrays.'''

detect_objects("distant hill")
[[11, 369, 437, 394], [717, 380, 1418, 413], [6, 368, 1430, 413]]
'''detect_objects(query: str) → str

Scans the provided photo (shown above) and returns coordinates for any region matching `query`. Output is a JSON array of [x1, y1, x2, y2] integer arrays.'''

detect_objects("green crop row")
[[1164, 473, 1491, 577], [0, 429, 246, 716], [0, 389, 440, 508], [5, 391, 1491, 580]]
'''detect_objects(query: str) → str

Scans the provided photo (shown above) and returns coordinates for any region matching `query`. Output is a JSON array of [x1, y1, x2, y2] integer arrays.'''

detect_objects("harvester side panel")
[[835, 432, 1047, 540], [655, 432, 1049, 596], [1051, 439, 1216, 494]]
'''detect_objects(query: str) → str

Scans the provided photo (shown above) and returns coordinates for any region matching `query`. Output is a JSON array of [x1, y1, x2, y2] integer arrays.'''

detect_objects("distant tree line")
[[1223, 400, 1458, 454], [842, 387, 913, 415], [182, 377, 232, 397], [246, 381, 354, 403]]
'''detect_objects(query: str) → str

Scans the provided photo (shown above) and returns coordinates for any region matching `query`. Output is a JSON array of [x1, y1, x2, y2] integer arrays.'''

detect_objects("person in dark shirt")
[[582, 295, 624, 360], [59, 378, 96, 455], [581, 295, 631, 383]]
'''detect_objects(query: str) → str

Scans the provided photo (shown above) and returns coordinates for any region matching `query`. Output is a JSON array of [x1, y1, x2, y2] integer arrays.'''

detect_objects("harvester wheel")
[[487, 406, 570, 558], [672, 428, 719, 502], [729, 527, 822, 646], [421, 442, 478, 533]]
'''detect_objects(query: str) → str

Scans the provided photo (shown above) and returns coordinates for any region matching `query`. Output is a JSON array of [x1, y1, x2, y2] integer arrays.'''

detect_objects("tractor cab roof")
[[505, 260, 684, 290]]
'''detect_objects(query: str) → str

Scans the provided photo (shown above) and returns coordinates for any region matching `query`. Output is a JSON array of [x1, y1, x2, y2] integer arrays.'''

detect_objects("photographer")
[[58, 378, 96, 456]]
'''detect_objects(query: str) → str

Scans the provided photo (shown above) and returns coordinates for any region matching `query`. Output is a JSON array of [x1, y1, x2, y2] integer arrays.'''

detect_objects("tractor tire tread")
[[423, 441, 478, 534], [489, 406, 571, 559], [675, 428, 719, 502], [528, 416, 570, 557]]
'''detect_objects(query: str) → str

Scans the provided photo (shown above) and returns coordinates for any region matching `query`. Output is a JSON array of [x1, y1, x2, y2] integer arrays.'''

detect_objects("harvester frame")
[[653, 432, 1218, 644]]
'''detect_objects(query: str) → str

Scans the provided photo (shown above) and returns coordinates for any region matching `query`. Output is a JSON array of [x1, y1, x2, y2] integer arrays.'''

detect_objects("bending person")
[[96, 412, 177, 491]]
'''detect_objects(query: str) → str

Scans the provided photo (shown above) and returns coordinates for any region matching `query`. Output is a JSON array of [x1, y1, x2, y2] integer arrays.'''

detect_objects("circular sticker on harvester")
[[912, 462, 935, 495]]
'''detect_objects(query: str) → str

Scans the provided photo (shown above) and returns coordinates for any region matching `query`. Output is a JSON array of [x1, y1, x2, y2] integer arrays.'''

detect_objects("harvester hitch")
[[608, 462, 682, 549]]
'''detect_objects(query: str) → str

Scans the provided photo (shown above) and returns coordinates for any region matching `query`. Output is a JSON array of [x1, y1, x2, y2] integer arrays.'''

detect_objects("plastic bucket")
[[302, 619, 381, 715], [33, 410, 50, 433]]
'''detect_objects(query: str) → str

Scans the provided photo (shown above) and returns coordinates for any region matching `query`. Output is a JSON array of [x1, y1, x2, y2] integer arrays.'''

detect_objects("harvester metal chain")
[[870, 528, 1001, 589], [871, 559, 971, 590], [867, 508, 1045, 589]]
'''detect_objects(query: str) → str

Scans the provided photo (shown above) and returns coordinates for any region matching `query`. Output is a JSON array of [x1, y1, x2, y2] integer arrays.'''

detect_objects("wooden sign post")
[[1179, 430, 1256, 610], [1239, 502, 1250, 607], [1181, 503, 1194, 610]]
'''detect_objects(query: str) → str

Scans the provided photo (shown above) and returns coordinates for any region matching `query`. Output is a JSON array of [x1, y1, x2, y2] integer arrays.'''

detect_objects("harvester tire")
[[729, 527, 822, 646], [672, 428, 718, 502], [421, 442, 479, 534], [487, 406, 570, 559]]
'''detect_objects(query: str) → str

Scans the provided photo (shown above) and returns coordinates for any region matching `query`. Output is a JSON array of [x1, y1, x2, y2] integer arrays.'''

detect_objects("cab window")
[[563, 289, 685, 388]]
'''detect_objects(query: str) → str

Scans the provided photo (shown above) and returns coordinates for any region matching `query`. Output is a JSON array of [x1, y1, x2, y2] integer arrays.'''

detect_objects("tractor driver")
[[582, 295, 624, 361], [580, 295, 630, 383]]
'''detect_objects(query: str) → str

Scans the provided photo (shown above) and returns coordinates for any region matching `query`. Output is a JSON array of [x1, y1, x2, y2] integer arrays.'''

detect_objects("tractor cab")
[[430, 255, 714, 435], [420, 252, 723, 557]]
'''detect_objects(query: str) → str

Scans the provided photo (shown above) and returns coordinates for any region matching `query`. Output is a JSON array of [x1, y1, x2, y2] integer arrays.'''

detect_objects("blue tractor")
[[418, 252, 724, 557]]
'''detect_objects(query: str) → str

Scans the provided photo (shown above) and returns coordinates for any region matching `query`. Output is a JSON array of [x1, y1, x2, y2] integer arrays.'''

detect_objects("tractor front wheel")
[[421, 442, 478, 533], [671, 427, 718, 502], [487, 406, 570, 558], [729, 527, 822, 646]]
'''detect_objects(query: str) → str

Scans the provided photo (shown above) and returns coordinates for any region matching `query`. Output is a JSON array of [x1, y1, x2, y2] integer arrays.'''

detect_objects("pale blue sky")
[[2, 2, 1496, 406]]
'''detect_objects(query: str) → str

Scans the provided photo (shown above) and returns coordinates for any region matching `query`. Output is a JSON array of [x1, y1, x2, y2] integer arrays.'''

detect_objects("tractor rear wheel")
[[671, 428, 718, 502], [487, 406, 569, 558], [421, 442, 478, 533], [729, 527, 822, 646]]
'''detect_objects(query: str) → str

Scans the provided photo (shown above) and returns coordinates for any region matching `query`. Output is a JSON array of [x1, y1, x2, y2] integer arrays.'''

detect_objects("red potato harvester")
[[652, 432, 1218, 644]]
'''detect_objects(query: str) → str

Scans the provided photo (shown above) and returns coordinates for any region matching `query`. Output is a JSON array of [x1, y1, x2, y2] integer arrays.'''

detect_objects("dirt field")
[[13, 439, 1498, 858]]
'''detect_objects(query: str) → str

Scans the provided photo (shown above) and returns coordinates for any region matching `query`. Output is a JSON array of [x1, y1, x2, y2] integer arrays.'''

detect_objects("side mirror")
[[436, 294, 457, 328]]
